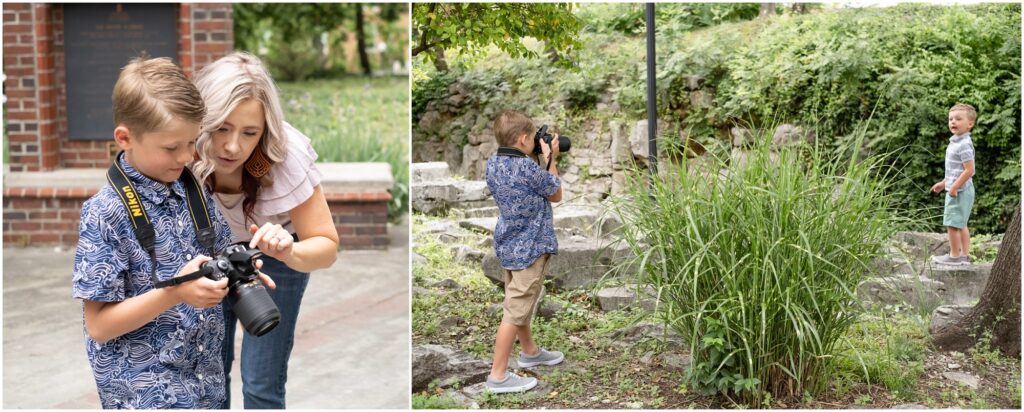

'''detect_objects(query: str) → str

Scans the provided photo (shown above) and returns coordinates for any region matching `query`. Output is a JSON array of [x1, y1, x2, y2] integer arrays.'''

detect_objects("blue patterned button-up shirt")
[[486, 153, 561, 270], [72, 154, 233, 409]]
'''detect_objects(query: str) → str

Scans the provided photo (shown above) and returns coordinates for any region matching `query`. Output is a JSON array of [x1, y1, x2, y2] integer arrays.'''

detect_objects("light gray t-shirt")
[[944, 133, 975, 194], [213, 122, 322, 242]]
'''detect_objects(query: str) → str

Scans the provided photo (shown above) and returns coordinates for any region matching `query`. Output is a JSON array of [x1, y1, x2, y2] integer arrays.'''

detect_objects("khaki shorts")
[[502, 254, 549, 326]]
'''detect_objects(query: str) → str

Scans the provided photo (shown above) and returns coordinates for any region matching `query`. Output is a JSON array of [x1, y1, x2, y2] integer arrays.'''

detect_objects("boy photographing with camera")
[[483, 110, 567, 393]]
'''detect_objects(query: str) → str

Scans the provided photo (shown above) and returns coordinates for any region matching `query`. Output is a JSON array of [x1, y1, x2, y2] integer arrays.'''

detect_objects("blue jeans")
[[220, 255, 310, 409]]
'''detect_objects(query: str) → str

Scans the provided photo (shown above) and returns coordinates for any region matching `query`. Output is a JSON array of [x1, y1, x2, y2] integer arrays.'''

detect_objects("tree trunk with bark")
[[433, 47, 449, 72], [931, 205, 1021, 356], [355, 3, 372, 76], [759, 3, 776, 18]]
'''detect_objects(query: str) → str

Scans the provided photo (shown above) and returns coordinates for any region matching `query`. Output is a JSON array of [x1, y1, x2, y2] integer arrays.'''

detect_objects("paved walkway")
[[2, 221, 410, 409]]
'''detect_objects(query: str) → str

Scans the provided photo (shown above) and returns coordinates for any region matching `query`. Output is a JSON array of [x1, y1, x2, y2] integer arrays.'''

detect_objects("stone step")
[[411, 161, 452, 183], [411, 179, 494, 215], [481, 237, 634, 290], [923, 263, 991, 303], [859, 262, 991, 309], [457, 204, 622, 241]]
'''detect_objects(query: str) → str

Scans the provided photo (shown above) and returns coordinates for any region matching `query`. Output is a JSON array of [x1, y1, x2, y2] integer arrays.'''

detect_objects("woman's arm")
[[287, 185, 339, 271], [251, 185, 339, 272]]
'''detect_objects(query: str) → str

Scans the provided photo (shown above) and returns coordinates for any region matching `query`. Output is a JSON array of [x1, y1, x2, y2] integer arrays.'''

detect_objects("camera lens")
[[230, 281, 281, 337]]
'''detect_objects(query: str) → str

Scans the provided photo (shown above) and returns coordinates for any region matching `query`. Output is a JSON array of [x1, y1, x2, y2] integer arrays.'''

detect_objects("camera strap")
[[107, 151, 217, 288], [496, 147, 528, 158], [497, 146, 553, 170]]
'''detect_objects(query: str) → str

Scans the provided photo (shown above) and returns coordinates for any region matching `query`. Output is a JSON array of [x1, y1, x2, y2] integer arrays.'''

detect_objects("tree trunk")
[[759, 3, 776, 18], [931, 205, 1021, 356], [433, 46, 449, 72], [355, 3, 372, 76]]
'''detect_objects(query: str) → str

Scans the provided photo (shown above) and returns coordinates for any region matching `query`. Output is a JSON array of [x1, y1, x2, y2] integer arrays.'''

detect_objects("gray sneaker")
[[956, 255, 972, 265], [485, 371, 537, 394], [931, 254, 963, 266], [518, 348, 565, 368]]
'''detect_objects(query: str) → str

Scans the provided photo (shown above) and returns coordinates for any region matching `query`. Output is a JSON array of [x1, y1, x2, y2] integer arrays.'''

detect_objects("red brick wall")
[[3, 188, 392, 250], [326, 192, 393, 249], [2, 3, 234, 171]]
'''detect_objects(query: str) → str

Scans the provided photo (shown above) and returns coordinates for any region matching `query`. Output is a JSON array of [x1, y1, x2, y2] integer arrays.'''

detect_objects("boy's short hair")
[[112, 56, 205, 136], [493, 110, 535, 147], [949, 103, 977, 122]]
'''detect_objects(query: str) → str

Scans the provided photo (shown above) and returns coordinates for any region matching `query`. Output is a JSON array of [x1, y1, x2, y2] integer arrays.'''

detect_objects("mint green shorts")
[[943, 185, 975, 229]]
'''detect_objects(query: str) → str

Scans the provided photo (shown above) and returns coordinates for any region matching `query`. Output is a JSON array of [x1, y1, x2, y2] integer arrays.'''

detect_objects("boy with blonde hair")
[[930, 103, 978, 265], [483, 110, 565, 393], [72, 57, 255, 408]]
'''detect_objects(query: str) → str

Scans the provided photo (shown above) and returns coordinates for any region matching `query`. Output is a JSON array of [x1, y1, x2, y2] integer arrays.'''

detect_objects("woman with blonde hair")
[[192, 52, 339, 409]]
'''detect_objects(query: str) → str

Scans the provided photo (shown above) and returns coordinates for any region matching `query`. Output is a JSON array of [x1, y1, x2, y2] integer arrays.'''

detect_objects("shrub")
[[653, 4, 1021, 234], [613, 130, 908, 403]]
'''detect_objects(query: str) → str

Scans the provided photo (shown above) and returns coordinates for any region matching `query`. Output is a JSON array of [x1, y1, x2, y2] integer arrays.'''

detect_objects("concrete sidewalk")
[[2, 221, 410, 409]]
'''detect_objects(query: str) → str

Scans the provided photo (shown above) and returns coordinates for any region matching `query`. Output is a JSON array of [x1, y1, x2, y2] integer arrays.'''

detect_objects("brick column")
[[3, 4, 61, 172], [190, 3, 233, 74]]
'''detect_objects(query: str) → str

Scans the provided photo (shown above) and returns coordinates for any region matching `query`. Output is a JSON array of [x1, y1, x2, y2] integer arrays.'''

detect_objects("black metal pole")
[[645, 3, 657, 177]]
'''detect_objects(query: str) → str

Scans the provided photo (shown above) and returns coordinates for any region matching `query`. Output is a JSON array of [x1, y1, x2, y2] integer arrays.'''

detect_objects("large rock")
[[685, 75, 705, 91], [858, 274, 944, 309], [771, 124, 815, 148], [596, 285, 657, 312], [411, 344, 490, 392], [610, 120, 633, 167], [894, 232, 950, 259], [610, 322, 685, 348], [731, 127, 755, 147], [630, 120, 651, 166], [689, 89, 713, 109], [482, 237, 634, 290], [461, 141, 498, 180], [929, 304, 973, 334]]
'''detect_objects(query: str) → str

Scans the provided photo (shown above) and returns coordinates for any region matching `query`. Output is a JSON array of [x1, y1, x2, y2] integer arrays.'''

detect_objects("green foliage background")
[[412, 3, 1021, 234], [234, 3, 408, 81]]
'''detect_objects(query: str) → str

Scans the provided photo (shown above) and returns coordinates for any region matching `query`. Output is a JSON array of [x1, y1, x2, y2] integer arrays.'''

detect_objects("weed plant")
[[612, 131, 908, 403]]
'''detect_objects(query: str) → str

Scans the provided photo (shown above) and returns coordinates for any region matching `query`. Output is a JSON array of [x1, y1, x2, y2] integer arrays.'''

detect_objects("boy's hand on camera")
[[550, 133, 561, 159], [172, 255, 228, 308], [249, 223, 295, 263], [931, 181, 945, 193]]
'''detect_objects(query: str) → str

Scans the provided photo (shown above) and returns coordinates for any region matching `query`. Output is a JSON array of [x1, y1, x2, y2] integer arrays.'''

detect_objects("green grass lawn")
[[278, 76, 409, 220]]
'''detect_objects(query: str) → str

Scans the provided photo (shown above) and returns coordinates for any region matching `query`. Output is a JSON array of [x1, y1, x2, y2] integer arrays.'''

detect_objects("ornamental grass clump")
[[614, 133, 905, 404]]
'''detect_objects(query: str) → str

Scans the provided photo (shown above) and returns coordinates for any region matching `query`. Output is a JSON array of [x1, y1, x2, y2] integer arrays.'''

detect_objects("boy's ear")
[[518, 133, 531, 146], [113, 125, 134, 151]]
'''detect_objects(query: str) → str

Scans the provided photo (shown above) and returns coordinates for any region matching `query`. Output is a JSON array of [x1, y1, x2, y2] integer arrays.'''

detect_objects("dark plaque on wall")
[[65, 4, 177, 140]]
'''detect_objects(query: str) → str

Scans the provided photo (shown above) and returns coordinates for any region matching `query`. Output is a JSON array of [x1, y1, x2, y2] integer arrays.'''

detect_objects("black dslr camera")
[[192, 243, 281, 336], [533, 125, 571, 155]]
